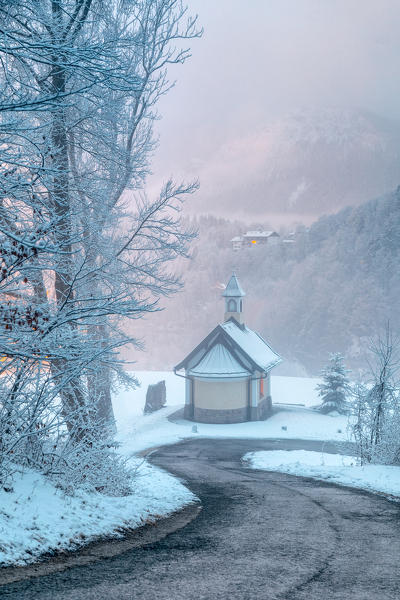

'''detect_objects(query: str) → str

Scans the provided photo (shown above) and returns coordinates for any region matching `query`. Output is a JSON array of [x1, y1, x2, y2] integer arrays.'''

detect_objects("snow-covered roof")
[[221, 320, 281, 372], [188, 343, 250, 378], [222, 273, 246, 297], [175, 318, 281, 376], [242, 230, 279, 238]]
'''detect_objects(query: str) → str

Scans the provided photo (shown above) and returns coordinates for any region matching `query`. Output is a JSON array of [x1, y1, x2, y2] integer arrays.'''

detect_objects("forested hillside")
[[128, 189, 400, 375], [156, 108, 400, 222]]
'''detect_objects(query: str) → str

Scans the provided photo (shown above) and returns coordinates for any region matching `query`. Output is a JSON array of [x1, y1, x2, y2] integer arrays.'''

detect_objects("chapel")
[[174, 273, 282, 423]]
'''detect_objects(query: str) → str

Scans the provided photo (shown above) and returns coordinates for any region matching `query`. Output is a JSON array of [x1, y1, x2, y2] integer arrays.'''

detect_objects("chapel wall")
[[193, 379, 247, 410]]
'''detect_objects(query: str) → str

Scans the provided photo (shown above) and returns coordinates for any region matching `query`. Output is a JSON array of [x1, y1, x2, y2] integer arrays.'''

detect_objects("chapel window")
[[228, 299, 236, 312]]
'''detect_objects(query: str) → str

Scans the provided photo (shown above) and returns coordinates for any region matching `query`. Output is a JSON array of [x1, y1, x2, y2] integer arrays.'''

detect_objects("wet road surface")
[[1, 438, 400, 599]]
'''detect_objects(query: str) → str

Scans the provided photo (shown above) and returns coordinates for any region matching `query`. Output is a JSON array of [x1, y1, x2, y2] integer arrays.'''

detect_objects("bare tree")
[[0, 0, 200, 487], [352, 324, 400, 465]]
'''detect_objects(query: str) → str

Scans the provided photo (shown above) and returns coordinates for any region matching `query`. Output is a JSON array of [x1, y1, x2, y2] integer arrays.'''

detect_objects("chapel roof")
[[187, 343, 250, 379], [222, 273, 246, 298], [175, 318, 281, 377], [221, 320, 281, 372]]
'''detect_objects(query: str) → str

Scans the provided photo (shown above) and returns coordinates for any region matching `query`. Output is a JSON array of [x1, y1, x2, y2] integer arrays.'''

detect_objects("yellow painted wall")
[[194, 379, 247, 410]]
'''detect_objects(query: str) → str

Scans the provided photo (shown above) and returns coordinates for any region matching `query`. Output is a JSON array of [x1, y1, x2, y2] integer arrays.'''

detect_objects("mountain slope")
[[188, 108, 400, 219]]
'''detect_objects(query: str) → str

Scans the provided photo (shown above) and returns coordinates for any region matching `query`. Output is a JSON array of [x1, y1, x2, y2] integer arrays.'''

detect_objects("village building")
[[230, 230, 280, 251], [230, 236, 243, 251], [174, 273, 282, 424]]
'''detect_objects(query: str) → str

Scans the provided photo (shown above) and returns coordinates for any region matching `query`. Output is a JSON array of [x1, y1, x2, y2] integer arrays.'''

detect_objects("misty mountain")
[[256, 188, 400, 372], [127, 188, 400, 375], [189, 108, 400, 220]]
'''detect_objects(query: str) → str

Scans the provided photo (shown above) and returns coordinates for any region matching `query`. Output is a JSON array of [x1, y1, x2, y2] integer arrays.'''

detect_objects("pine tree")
[[316, 353, 351, 414]]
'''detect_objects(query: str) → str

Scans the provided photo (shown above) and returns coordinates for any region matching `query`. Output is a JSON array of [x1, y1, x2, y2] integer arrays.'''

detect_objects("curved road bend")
[[1, 438, 400, 599]]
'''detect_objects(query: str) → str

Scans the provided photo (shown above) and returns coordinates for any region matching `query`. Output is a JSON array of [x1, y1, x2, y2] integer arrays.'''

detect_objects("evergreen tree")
[[316, 353, 351, 414]]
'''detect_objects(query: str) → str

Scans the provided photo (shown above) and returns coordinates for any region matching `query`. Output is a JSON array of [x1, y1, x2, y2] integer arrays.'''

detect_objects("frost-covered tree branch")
[[0, 0, 200, 490], [352, 324, 400, 465]]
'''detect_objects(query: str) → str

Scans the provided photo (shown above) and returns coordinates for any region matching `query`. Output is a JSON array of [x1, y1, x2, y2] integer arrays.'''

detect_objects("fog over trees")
[[129, 188, 400, 376], [153, 108, 400, 222]]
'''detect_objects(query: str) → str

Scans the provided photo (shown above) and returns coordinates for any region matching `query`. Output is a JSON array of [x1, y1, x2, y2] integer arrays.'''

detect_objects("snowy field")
[[119, 404, 350, 460], [243, 450, 400, 499], [271, 375, 322, 407], [116, 372, 348, 459], [114, 372, 323, 430]]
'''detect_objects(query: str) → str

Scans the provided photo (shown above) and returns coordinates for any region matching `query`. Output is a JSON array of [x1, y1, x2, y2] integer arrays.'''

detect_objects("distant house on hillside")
[[174, 273, 282, 424], [230, 236, 243, 251], [230, 230, 280, 250]]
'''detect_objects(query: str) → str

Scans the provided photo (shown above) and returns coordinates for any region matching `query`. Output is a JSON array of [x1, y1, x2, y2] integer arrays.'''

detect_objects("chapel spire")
[[222, 272, 245, 324]]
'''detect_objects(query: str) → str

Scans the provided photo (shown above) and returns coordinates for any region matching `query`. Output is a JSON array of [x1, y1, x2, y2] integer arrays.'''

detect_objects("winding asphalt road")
[[1, 438, 400, 599]]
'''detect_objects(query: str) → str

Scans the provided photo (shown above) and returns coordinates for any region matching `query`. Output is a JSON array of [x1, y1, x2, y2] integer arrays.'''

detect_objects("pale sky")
[[148, 0, 400, 219]]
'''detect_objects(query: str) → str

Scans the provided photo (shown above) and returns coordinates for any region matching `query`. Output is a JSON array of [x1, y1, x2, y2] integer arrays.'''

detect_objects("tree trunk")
[[87, 364, 116, 436], [49, 3, 87, 439]]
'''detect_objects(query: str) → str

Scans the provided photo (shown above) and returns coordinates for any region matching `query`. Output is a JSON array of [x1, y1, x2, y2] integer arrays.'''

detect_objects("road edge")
[[0, 502, 201, 586]]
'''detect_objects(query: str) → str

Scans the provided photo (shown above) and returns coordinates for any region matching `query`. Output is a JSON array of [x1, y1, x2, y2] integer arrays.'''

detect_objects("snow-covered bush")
[[0, 375, 133, 495], [315, 353, 351, 414], [352, 382, 400, 465], [352, 328, 400, 465], [48, 433, 134, 497], [0, 362, 57, 487]]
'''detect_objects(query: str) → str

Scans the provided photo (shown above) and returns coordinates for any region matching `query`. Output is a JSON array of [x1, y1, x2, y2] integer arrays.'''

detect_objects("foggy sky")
[[148, 0, 400, 222]]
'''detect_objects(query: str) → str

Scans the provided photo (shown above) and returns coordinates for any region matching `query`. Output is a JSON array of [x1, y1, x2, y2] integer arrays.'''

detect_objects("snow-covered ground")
[[243, 450, 400, 499], [114, 372, 323, 428], [0, 460, 195, 567], [271, 375, 322, 408], [119, 404, 350, 460], [113, 371, 185, 427], [0, 372, 188, 567], [117, 372, 348, 460], [0, 371, 372, 567]]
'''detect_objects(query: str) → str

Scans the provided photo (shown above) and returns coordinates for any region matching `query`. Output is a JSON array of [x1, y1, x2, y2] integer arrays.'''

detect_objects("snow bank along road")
[[2, 438, 400, 599]]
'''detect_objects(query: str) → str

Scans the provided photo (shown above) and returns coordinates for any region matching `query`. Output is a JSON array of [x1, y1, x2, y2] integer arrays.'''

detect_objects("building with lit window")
[[230, 230, 280, 250]]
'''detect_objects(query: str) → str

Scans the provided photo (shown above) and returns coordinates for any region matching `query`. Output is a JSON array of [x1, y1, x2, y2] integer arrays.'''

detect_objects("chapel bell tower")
[[222, 272, 246, 324]]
